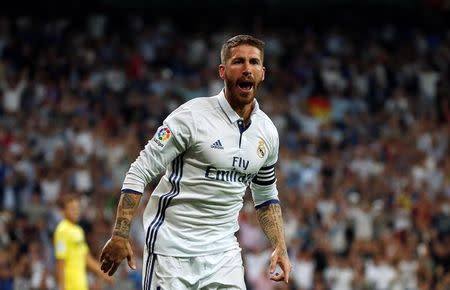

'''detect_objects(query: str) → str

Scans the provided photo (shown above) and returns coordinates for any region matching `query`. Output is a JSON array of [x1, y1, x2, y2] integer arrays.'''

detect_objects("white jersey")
[[122, 90, 279, 257]]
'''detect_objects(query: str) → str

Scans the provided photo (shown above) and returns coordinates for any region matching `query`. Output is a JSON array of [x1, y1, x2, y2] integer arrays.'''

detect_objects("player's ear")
[[219, 64, 225, 80], [262, 66, 266, 81]]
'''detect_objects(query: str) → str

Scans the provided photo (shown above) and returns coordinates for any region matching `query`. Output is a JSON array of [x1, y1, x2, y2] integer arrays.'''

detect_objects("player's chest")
[[191, 122, 269, 173], [69, 229, 87, 248]]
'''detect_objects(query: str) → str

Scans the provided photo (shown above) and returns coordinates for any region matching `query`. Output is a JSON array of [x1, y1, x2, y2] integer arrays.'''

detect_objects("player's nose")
[[242, 65, 252, 76]]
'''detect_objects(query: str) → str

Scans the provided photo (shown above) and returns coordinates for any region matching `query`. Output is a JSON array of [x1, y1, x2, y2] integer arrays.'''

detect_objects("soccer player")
[[54, 194, 114, 290], [99, 34, 292, 289]]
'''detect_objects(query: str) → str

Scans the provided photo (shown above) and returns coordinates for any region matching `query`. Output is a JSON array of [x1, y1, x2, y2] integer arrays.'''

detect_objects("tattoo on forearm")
[[122, 194, 137, 209], [112, 193, 141, 238], [113, 217, 131, 238], [256, 204, 288, 256]]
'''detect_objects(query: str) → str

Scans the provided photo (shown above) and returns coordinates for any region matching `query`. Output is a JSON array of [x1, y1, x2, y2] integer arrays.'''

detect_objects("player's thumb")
[[126, 244, 137, 270], [127, 254, 137, 270], [269, 255, 277, 274]]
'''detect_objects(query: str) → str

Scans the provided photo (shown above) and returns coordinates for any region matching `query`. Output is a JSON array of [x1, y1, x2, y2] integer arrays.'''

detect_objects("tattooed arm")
[[99, 193, 141, 276], [112, 193, 141, 238], [256, 203, 291, 283]]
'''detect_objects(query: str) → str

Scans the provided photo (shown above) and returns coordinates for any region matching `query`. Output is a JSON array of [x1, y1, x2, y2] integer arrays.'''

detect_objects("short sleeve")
[[54, 228, 67, 259]]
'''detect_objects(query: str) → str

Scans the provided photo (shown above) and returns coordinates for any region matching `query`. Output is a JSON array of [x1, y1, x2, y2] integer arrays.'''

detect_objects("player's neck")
[[234, 104, 253, 126], [224, 92, 254, 125], [64, 217, 78, 224]]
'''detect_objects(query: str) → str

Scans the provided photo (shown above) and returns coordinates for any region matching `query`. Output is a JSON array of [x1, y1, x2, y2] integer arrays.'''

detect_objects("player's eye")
[[250, 59, 261, 65]]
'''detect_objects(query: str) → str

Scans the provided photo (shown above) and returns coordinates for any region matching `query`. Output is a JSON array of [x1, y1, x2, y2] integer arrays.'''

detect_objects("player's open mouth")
[[237, 81, 254, 92]]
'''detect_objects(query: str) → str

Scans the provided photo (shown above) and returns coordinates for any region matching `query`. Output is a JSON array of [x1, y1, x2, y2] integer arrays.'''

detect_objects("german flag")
[[308, 95, 331, 122]]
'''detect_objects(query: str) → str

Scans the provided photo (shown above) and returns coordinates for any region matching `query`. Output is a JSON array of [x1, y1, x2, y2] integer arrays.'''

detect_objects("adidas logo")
[[210, 139, 224, 149]]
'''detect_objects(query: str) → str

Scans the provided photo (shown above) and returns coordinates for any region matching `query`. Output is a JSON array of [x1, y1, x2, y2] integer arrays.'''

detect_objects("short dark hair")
[[220, 34, 265, 64], [57, 193, 80, 209]]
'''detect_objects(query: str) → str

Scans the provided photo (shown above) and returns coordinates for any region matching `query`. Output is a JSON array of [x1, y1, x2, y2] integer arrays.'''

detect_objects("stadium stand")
[[0, 2, 449, 289]]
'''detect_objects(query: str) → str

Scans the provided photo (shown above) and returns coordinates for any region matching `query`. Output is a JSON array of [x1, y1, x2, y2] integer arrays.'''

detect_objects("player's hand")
[[100, 235, 136, 276], [268, 246, 291, 283]]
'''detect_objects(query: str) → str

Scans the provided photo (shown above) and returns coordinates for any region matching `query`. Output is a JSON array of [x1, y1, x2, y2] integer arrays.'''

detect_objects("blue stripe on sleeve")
[[121, 189, 143, 195], [255, 199, 280, 209]]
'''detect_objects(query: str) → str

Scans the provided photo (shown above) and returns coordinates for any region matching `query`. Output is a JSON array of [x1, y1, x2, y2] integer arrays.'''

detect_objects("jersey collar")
[[217, 89, 260, 124]]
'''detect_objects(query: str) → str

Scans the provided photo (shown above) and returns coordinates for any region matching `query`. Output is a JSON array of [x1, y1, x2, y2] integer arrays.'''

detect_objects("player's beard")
[[224, 78, 260, 108]]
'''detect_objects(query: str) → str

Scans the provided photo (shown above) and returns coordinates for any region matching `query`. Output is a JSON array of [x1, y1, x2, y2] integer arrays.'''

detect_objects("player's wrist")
[[112, 231, 130, 240], [273, 245, 288, 257]]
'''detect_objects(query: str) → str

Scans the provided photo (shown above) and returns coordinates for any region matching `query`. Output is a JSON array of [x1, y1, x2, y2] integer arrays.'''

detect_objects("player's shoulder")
[[254, 108, 278, 135], [178, 95, 219, 114], [54, 220, 69, 236], [55, 219, 80, 233], [166, 94, 220, 121]]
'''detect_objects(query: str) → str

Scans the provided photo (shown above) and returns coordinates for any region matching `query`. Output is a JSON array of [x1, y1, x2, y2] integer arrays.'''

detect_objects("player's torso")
[[57, 222, 88, 290], [65, 224, 88, 266], [188, 112, 269, 181], [144, 96, 274, 256]]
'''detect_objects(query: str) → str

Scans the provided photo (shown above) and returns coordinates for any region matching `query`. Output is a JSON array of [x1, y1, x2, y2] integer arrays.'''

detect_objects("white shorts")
[[142, 248, 246, 290]]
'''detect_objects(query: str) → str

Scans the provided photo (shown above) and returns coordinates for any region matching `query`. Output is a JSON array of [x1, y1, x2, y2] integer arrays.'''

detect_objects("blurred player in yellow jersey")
[[54, 194, 114, 290]]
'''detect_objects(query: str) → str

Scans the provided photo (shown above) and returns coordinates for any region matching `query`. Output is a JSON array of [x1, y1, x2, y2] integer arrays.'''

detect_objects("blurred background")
[[0, 0, 449, 289]]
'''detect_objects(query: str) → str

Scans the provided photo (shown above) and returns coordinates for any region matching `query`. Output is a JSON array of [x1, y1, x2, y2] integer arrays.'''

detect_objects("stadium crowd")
[[0, 14, 449, 290]]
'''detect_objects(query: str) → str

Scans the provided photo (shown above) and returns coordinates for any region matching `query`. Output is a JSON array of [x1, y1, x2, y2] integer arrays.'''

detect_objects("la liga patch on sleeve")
[[153, 126, 172, 148]]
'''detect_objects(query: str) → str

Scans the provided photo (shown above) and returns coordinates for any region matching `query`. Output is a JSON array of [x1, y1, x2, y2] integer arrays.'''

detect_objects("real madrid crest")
[[257, 139, 266, 158]]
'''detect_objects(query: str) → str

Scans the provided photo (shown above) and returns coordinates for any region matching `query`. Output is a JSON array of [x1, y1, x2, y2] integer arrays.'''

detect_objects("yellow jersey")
[[54, 219, 89, 290]]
